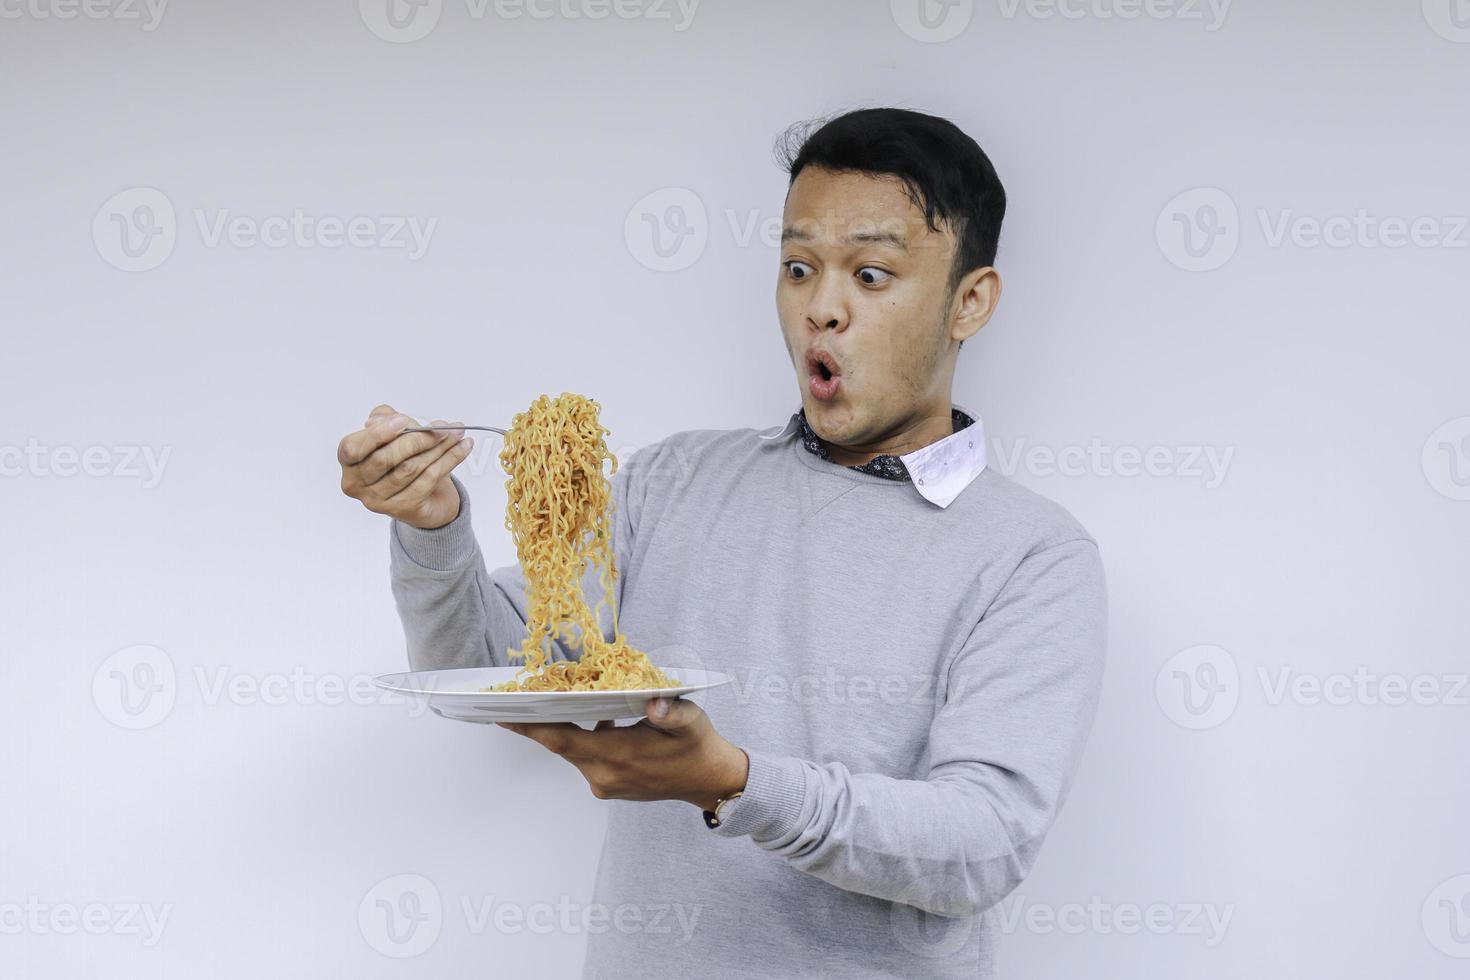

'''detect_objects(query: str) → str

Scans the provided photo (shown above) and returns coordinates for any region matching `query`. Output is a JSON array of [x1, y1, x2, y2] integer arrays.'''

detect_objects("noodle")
[[483, 393, 678, 693]]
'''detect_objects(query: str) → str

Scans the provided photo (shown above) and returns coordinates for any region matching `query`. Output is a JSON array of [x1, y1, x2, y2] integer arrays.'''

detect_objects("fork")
[[403, 424, 507, 435], [397, 413, 508, 435]]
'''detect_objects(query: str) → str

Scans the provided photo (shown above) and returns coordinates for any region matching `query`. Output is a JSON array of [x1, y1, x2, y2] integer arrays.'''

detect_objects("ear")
[[950, 266, 1002, 345]]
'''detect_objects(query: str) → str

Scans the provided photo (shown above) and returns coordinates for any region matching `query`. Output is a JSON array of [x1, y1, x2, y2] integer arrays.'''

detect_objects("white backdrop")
[[2, 1, 1467, 977]]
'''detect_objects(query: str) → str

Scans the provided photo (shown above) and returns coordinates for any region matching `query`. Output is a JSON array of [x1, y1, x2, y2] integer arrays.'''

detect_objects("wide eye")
[[784, 260, 814, 281], [857, 266, 892, 286]]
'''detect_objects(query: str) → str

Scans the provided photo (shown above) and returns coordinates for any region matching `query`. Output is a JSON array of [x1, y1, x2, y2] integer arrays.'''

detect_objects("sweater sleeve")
[[388, 463, 641, 672], [710, 536, 1108, 919]]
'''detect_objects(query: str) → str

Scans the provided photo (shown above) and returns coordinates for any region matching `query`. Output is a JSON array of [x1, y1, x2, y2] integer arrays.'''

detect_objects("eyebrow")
[[780, 226, 909, 251]]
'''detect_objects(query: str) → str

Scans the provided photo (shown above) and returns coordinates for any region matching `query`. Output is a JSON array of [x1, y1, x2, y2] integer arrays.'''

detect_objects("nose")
[[805, 276, 850, 334]]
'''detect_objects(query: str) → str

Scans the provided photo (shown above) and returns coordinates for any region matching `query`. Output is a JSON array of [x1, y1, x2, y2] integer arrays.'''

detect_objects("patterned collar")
[[758, 404, 988, 509]]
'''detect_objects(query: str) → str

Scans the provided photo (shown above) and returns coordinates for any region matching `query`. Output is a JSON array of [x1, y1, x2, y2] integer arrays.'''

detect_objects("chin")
[[804, 400, 854, 437]]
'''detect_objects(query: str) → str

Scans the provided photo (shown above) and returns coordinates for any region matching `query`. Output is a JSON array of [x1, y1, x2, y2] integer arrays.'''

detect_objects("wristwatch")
[[702, 791, 743, 829]]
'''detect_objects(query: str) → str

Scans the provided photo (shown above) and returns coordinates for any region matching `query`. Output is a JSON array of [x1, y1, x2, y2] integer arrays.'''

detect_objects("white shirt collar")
[[758, 404, 988, 509]]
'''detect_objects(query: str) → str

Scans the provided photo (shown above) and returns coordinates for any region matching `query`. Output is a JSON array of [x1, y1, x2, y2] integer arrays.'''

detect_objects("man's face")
[[775, 167, 968, 451]]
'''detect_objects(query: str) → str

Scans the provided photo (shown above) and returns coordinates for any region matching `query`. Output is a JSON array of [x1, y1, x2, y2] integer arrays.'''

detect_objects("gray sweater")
[[389, 422, 1108, 979]]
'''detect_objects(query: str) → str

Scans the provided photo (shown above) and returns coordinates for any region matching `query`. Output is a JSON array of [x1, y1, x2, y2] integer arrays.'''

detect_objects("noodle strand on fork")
[[484, 393, 677, 693]]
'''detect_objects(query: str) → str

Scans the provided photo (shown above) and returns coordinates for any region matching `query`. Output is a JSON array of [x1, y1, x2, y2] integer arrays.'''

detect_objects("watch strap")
[[702, 791, 743, 829]]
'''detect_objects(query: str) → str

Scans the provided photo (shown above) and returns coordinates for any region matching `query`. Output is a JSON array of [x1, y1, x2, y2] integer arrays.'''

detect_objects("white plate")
[[373, 666, 730, 724]]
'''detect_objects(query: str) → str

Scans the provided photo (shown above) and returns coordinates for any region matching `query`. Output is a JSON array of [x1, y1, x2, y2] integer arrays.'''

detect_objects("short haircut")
[[775, 107, 1007, 297]]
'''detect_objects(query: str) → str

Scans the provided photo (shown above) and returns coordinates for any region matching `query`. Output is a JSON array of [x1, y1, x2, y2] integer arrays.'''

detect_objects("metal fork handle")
[[404, 425, 507, 435]]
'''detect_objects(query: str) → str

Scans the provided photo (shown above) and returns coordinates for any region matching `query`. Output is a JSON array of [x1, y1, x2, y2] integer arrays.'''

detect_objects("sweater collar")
[[758, 404, 988, 508]]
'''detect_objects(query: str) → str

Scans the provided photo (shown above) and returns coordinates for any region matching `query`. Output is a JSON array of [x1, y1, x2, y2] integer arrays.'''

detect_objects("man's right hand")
[[338, 404, 475, 530]]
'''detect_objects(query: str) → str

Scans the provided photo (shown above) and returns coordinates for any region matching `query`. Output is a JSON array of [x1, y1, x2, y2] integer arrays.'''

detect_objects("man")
[[338, 107, 1107, 979]]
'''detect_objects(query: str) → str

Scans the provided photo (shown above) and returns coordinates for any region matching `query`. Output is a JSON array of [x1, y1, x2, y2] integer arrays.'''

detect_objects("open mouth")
[[805, 348, 842, 401], [806, 348, 841, 380]]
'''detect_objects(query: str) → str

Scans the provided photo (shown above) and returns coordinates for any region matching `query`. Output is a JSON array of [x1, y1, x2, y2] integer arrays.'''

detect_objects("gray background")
[[2, 0, 1468, 976]]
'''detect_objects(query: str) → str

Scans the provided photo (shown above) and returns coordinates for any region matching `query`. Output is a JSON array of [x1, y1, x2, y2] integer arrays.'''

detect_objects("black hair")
[[775, 107, 1006, 347]]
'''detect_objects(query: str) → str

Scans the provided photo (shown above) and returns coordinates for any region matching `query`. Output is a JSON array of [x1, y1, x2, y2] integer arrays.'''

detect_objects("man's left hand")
[[496, 698, 749, 812]]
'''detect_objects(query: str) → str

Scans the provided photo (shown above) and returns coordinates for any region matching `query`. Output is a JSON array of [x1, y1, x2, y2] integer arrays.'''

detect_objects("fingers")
[[642, 697, 700, 732], [498, 722, 585, 757], [337, 412, 413, 468], [385, 435, 474, 507], [357, 423, 462, 490]]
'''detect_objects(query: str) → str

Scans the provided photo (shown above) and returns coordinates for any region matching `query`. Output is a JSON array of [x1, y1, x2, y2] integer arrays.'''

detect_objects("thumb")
[[643, 697, 698, 731]]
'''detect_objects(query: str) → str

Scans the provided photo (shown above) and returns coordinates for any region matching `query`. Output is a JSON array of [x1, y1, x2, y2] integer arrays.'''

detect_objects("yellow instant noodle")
[[484, 393, 677, 693]]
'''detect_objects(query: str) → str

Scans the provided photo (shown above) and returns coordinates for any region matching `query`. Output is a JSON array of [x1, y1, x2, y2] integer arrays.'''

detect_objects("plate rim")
[[373, 667, 729, 699]]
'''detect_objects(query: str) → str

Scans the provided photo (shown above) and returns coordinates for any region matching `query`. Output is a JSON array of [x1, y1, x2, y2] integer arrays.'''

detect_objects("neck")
[[820, 403, 955, 467]]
